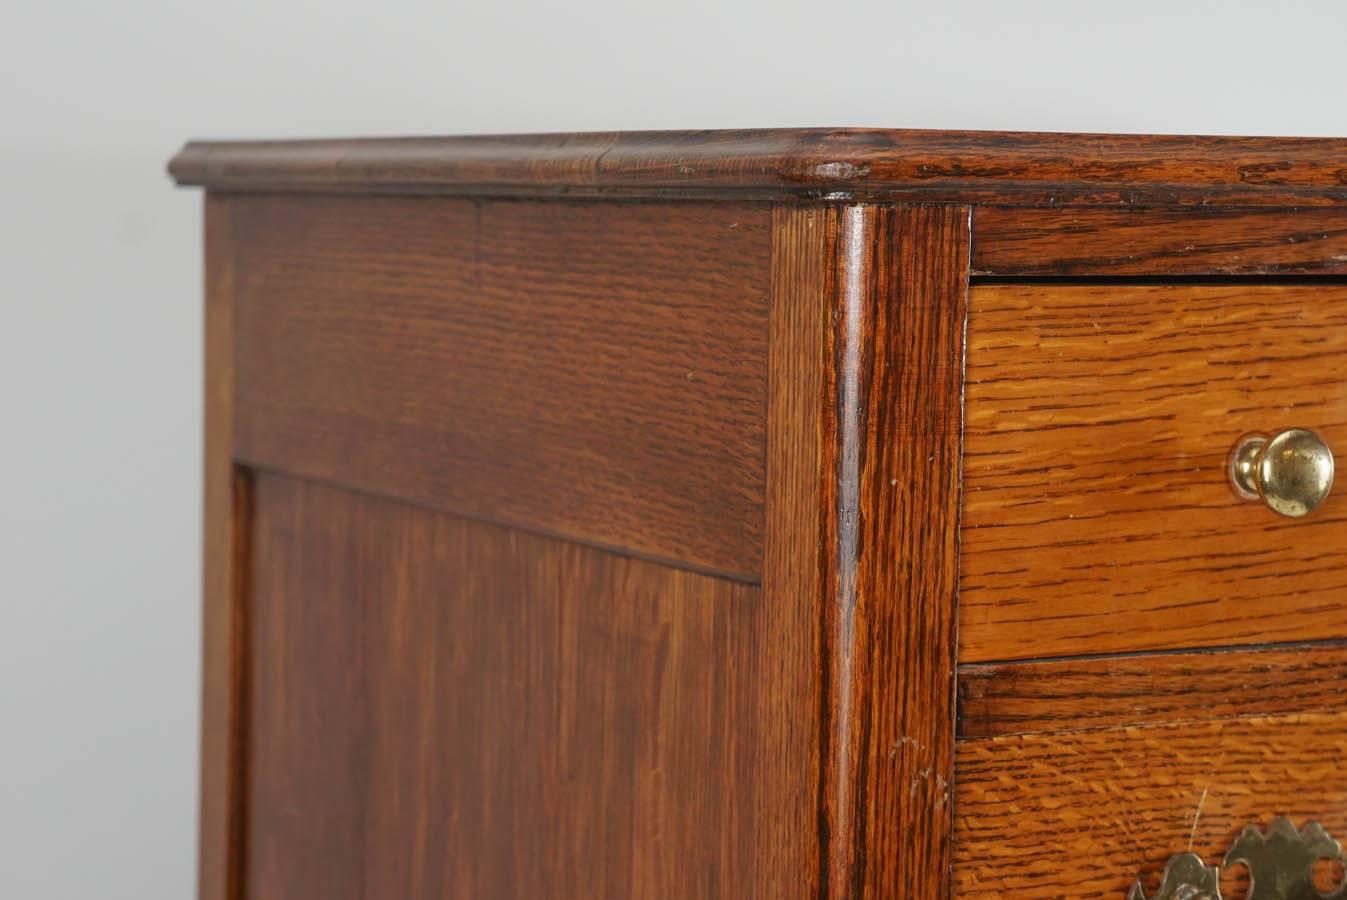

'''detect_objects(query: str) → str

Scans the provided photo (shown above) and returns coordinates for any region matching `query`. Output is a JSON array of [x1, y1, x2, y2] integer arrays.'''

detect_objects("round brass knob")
[[1229, 428, 1335, 518]]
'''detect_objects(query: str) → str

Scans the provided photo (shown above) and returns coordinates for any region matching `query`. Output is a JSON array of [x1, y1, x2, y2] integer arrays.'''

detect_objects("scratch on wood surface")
[[1188, 783, 1211, 852]]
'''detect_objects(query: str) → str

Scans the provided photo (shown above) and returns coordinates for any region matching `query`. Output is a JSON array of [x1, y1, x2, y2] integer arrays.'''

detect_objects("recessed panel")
[[243, 473, 800, 900]]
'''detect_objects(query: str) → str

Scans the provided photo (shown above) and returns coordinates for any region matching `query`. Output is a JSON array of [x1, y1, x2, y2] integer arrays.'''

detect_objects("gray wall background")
[[3, 1, 1347, 896]]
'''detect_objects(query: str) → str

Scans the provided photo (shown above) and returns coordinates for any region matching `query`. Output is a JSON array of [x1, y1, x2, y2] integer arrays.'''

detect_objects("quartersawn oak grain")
[[961, 283, 1347, 662], [953, 710, 1347, 899], [171, 128, 1347, 206], [762, 206, 831, 897], [231, 195, 770, 580], [847, 205, 969, 900], [959, 641, 1347, 738], [781, 205, 970, 900], [244, 472, 802, 900], [199, 195, 248, 900], [973, 206, 1347, 276]]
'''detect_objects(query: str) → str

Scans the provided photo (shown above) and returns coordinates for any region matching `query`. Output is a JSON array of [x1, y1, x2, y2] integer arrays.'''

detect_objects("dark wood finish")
[[762, 207, 831, 896], [973, 206, 1347, 276], [200, 195, 247, 900], [953, 710, 1347, 899], [238, 200, 974, 900], [778, 205, 970, 899], [231, 195, 770, 580], [961, 283, 1347, 662], [245, 471, 802, 900], [171, 129, 1347, 206], [848, 204, 969, 900], [959, 642, 1347, 738], [247, 475, 364, 900]]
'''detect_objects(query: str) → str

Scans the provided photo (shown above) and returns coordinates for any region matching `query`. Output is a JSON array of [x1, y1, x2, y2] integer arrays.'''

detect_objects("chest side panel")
[[230, 195, 771, 580]]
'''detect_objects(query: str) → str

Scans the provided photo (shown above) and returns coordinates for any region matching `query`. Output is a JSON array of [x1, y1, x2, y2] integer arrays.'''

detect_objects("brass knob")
[[1229, 428, 1335, 518]]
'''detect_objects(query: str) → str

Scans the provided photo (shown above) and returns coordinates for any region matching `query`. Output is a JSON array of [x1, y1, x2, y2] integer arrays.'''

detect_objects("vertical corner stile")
[[767, 202, 970, 900]]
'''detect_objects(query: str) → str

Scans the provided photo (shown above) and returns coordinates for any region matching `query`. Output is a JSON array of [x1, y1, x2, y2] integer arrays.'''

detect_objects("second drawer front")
[[953, 709, 1347, 899], [960, 284, 1347, 663]]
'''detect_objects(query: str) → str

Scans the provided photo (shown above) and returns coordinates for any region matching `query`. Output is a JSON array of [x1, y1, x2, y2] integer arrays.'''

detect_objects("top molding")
[[169, 128, 1347, 206]]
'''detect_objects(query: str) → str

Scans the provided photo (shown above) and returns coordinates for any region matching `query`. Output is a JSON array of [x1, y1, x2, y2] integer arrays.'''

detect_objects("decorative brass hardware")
[[1229, 428, 1335, 517], [1129, 818, 1346, 900], [1129, 853, 1220, 900]]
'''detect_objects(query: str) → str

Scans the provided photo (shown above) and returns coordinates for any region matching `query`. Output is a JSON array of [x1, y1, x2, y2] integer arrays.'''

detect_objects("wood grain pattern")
[[959, 642, 1347, 738], [973, 206, 1347, 276], [953, 710, 1347, 899], [200, 195, 248, 900], [849, 205, 969, 900], [244, 471, 806, 900], [231, 195, 770, 580], [961, 284, 1347, 662], [778, 205, 970, 899], [246, 476, 364, 900], [762, 206, 831, 897], [172, 129, 1347, 206], [182, 135, 1347, 900]]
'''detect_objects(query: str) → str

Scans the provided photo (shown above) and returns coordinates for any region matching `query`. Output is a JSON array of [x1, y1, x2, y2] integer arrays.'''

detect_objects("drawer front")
[[953, 708, 1347, 898], [960, 284, 1347, 662]]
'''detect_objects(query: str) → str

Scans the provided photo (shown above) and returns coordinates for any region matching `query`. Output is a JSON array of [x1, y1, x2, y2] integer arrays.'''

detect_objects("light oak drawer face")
[[960, 284, 1347, 663], [952, 710, 1347, 899]]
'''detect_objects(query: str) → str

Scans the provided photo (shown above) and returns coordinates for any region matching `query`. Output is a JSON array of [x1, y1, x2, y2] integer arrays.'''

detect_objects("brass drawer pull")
[[1229, 428, 1335, 517], [1130, 818, 1344, 899]]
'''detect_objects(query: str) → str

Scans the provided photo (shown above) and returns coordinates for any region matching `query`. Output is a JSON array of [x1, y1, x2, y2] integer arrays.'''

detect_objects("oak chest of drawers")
[[171, 129, 1347, 900]]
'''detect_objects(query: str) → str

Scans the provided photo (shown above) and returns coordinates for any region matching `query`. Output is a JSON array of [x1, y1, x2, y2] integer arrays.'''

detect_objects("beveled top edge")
[[169, 127, 1347, 206]]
